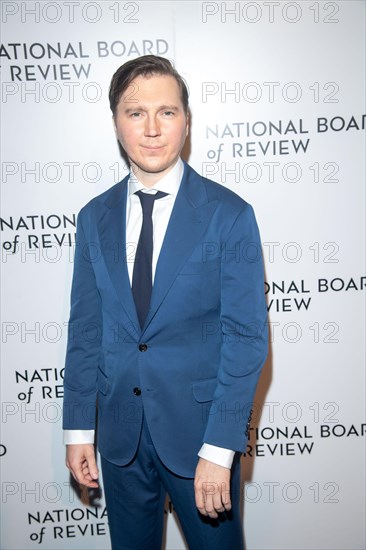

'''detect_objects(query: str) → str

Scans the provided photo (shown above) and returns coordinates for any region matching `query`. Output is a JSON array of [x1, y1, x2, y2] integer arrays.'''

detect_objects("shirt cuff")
[[63, 430, 95, 445], [198, 443, 235, 469]]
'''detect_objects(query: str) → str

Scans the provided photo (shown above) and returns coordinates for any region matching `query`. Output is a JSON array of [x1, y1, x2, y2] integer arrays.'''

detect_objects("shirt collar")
[[128, 158, 183, 196]]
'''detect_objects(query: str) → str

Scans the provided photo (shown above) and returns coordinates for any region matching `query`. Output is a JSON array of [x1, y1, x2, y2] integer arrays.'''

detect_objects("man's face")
[[114, 74, 189, 186]]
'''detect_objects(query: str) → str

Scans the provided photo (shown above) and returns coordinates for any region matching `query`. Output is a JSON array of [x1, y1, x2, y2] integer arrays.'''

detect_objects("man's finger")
[[194, 480, 208, 515], [221, 481, 232, 510], [201, 481, 231, 517], [83, 447, 99, 479], [207, 483, 227, 516], [203, 492, 219, 518]]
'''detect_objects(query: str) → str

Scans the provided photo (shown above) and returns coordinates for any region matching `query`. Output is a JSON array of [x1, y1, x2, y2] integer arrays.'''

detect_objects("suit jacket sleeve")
[[202, 203, 268, 452], [63, 208, 102, 430]]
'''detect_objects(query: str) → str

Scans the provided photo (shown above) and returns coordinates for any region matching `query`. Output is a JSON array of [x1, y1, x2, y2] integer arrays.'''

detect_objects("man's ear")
[[185, 111, 190, 136]]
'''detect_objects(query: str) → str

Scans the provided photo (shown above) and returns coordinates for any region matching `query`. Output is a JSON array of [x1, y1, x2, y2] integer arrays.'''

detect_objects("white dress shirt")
[[64, 158, 235, 469]]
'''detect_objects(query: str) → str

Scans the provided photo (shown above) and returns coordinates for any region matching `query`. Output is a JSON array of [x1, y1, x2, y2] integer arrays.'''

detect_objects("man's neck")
[[130, 160, 180, 188]]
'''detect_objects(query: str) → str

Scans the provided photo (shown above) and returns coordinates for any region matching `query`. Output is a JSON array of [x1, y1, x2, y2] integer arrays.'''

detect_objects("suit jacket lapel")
[[142, 163, 218, 335], [97, 177, 140, 337]]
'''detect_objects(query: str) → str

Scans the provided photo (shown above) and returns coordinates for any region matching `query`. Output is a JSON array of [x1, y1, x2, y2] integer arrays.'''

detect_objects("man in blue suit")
[[63, 55, 267, 549]]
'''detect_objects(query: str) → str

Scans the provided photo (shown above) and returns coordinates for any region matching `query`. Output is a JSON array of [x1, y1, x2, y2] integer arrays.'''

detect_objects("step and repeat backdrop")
[[1, 1, 365, 549]]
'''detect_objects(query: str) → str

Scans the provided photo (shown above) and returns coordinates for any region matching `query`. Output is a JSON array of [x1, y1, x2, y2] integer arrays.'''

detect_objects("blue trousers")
[[101, 415, 244, 550]]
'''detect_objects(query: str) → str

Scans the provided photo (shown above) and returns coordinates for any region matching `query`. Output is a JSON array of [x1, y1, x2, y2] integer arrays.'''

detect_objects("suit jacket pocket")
[[192, 377, 217, 402]]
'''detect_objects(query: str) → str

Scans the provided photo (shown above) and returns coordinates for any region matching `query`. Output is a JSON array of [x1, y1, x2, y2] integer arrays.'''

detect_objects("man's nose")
[[145, 115, 160, 137]]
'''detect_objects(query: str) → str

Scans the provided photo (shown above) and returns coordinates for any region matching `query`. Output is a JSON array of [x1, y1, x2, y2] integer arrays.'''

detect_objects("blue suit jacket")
[[63, 161, 268, 477]]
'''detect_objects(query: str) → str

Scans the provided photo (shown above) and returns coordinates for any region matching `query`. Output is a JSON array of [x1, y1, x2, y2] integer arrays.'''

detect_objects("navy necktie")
[[132, 190, 168, 329]]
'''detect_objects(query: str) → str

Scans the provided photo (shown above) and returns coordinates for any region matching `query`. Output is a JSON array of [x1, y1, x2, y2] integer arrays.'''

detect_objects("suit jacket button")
[[138, 343, 148, 352], [133, 387, 141, 396]]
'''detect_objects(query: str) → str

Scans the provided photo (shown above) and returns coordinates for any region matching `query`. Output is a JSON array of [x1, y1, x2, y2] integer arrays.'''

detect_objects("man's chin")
[[131, 160, 176, 176]]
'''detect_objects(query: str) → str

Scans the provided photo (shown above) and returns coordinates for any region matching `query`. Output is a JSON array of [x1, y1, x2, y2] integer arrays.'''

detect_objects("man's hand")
[[66, 444, 99, 488], [194, 457, 231, 518]]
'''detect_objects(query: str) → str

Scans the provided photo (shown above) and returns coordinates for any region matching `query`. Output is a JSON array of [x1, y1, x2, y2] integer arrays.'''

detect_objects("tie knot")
[[135, 190, 168, 215]]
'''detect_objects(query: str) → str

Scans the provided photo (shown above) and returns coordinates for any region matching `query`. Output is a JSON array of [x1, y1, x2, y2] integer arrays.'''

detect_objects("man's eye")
[[163, 111, 174, 116], [130, 112, 141, 118]]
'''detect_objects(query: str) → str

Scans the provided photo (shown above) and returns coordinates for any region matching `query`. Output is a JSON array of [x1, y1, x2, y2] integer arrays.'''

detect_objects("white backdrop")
[[1, 1, 365, 549]]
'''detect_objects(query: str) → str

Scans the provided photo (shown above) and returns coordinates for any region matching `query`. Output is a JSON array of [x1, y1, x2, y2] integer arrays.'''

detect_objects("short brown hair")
[[109, 55, 189, 116]]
